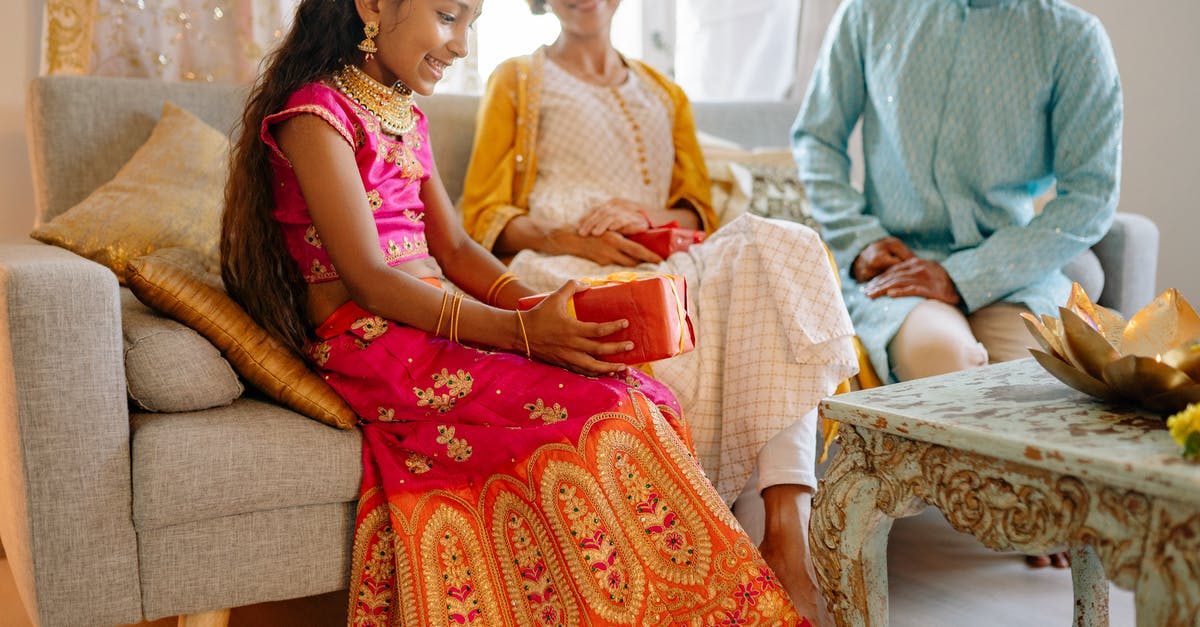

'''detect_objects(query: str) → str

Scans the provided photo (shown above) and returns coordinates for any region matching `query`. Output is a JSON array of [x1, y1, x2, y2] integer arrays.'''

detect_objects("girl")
[[221, 0, 808, 623]]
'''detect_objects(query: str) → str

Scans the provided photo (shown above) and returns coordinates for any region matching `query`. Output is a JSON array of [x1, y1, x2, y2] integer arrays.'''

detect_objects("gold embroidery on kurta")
[[404, 451, 433, 474], [304, 224, 323, 248], [348, 494, 396, 626], [436, 425, 473, 462], [525, 398, 569, 424], [309, 341, 331, 367], [366, 188, 383, 212], [414, 368, 474, 413], [352, 316, 389, 340]]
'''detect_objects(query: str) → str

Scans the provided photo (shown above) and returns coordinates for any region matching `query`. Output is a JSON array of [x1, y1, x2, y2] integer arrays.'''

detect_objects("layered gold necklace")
[[333, 64, 416, 136]]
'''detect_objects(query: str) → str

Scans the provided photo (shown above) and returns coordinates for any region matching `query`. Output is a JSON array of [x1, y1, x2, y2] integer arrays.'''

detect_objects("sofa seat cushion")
[[131, 397, 361, 531], [121, 290, 244, 412]]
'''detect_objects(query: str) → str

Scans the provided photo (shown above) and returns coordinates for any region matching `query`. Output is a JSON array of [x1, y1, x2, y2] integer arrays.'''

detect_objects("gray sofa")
[[0, 75, 1159, 626]]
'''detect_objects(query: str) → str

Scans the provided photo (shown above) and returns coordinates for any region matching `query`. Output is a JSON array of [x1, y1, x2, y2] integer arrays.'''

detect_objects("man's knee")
[[890, 300, 988, 381]]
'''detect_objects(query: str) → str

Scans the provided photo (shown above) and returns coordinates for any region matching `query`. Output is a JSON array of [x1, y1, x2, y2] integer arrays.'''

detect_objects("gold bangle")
[[433, 290, 449, 337], [486, 271, 517, 306], [515, 308, 531, 359], [451, 293, 464, 344], [490, 275, 518, 306]]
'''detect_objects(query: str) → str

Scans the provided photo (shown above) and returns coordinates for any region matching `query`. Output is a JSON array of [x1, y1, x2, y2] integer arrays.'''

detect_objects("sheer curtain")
[[42, 0, 298, 83], [675, 0, 841, 101]]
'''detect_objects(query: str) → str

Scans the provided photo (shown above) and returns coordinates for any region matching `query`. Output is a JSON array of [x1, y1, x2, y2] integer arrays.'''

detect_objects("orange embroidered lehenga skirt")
[[310, 302, 807, 626]]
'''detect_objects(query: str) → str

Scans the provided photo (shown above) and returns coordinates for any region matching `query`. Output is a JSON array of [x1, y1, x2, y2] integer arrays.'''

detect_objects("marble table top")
[[819, 358, 1200, 503]]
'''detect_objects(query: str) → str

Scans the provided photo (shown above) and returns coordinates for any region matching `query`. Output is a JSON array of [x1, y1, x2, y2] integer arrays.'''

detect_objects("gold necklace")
[[333, 65, 416, 136]]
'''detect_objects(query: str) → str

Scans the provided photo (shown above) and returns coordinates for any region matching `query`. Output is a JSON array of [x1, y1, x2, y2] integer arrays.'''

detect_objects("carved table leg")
[[1132, 502, 1200, 627], [811, 427, 924, 626], [1069, 544, 1109, 626]]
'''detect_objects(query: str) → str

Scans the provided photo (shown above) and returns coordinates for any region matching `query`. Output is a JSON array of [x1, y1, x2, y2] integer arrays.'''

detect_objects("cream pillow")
[[698, 132, 818, 232], [31, 101, 227, 283], [126, 248, 358, 430]]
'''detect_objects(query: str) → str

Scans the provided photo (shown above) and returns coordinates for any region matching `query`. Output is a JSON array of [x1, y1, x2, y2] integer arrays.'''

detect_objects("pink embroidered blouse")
[[261, 82, 433, 283]]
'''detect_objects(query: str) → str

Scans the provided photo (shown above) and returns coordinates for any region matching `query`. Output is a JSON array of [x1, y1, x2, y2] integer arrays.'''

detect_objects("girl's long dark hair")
[[221, 0, 367, 356]]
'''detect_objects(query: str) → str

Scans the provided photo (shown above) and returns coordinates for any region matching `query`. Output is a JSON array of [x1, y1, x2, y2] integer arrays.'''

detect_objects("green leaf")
[[1183, 432, 1200, 461]]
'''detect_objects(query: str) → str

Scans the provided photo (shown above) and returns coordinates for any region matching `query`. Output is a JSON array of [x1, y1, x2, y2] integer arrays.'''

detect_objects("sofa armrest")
[[0, 243, 142, 626], [1093, 212, 1160, 316]]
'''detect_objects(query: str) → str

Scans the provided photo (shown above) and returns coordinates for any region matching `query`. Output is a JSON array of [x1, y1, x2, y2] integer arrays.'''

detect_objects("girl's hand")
[[521, 281, 634, 376], [575, 198, 653, 237], [548, 227, 662, 266]]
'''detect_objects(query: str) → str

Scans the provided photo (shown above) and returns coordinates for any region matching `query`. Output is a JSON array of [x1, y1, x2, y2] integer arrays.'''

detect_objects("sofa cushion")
[[699, 132, 819, 232], [126, 247, 358, 430], [121, 290, 243, 412], [30, 101, 227, 283], [131, 397, 361, 530]]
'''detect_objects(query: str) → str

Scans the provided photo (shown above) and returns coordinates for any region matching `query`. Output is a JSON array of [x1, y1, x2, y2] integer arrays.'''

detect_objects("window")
[[437, 0, 653, 94]]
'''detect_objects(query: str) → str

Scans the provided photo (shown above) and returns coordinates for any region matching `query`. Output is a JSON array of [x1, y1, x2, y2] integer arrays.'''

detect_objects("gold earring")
[[358, 21, 379, 59]]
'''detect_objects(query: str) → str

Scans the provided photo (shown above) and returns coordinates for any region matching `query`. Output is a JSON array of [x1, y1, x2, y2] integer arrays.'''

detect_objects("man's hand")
[[851, 236, 914, 283], [863, 257, 962, 306]]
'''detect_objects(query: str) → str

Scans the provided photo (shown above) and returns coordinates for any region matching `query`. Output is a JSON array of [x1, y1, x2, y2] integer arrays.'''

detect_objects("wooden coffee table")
[[811, 359, 1200, 626]]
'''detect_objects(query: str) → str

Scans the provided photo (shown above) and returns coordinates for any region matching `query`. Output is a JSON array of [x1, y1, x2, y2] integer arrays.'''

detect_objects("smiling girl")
[[221, 0, 807, 624]]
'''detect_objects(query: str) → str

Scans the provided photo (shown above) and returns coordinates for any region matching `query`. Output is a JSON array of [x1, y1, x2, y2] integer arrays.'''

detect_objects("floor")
[[1, 508, 1135, 626]]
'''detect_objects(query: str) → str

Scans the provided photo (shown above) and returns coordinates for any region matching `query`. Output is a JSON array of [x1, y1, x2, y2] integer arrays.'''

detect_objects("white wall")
[[1072, 0, 1200, 305], [0, 0, 36, 241], [1, 0, 1197, 304]]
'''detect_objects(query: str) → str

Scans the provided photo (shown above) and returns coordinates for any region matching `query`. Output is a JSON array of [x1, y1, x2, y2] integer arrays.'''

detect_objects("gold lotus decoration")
[[1025, 283, 1200, 414]]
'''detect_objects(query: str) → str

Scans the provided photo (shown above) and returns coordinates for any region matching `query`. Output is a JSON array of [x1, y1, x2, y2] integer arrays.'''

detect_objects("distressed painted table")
[[811, 359, 1200, 627]]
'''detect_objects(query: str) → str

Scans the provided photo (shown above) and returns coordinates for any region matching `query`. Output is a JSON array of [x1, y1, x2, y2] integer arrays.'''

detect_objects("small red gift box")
[[517, 273, 695, 364], [626, 222, 706, 259]]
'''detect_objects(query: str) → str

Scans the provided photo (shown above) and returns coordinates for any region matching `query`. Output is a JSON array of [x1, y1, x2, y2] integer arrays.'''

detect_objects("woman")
[[462, 0, 857, 617], [221, 0, 807, 623]]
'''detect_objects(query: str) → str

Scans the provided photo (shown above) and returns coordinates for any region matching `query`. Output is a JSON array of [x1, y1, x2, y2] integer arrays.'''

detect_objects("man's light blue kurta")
[[793, 0, 1122, 383]]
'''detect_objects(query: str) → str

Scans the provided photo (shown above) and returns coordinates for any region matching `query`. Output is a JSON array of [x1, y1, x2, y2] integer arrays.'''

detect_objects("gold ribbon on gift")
[[575, 271, 690, 355]]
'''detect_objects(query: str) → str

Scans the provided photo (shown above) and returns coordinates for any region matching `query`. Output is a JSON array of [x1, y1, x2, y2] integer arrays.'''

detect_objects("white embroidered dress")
[[510, 58, 859, 502]]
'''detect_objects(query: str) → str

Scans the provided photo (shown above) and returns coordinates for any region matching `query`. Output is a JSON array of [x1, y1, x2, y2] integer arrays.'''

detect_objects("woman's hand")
[[852, 236, 915, 283], [548, 226, 662, 266], [575, 198, 653, 236], [521, 281, 634, 376], [863, 257, 962, 306]]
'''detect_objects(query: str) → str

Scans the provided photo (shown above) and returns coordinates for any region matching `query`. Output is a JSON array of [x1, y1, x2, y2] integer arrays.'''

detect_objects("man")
[[793, 0, 1122, 567]]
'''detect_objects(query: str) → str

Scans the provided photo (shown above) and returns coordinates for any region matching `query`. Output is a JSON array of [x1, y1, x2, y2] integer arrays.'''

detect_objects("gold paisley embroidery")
[[414, 368, 474, 414], [377, 140, 425, 180], [354, 338, 372, 351], [402, 129, 424, 151], [491, 491, 581, 626], [649, 400, 740, 530], [403, 208, 423, 223], [541, 460, 643, 624], [349, 495, 395, 626], [352, 315, 389, 340], [309, 341, 331, 367], [405, 451, 433, 474], [366, 188, 383, 212], [597, 431, 712, 586], [419, 507, 502, 626], [525, 399, 569, 424], [436, 425, 473, 462], [304, 224, 323, 248], [377, 407, 395, 422]]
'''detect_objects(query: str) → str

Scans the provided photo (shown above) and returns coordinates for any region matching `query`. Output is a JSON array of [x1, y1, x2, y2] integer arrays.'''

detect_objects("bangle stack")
[[485, 271, 519, 307], [434, 291, 466, 343]]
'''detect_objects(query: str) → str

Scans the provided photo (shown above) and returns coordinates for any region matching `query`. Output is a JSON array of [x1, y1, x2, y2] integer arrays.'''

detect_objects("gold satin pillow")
[[32, 101, 226, 283], [126, 248, 358, 430]]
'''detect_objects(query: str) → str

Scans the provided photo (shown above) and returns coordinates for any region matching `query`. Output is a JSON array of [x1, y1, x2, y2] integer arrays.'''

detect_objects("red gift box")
[[517, 273, 695, 364], [626, 222, 706, 259]]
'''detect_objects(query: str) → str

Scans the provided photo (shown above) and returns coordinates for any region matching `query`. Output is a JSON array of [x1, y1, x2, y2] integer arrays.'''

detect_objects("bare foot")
[[759, 484, 833, 627]]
